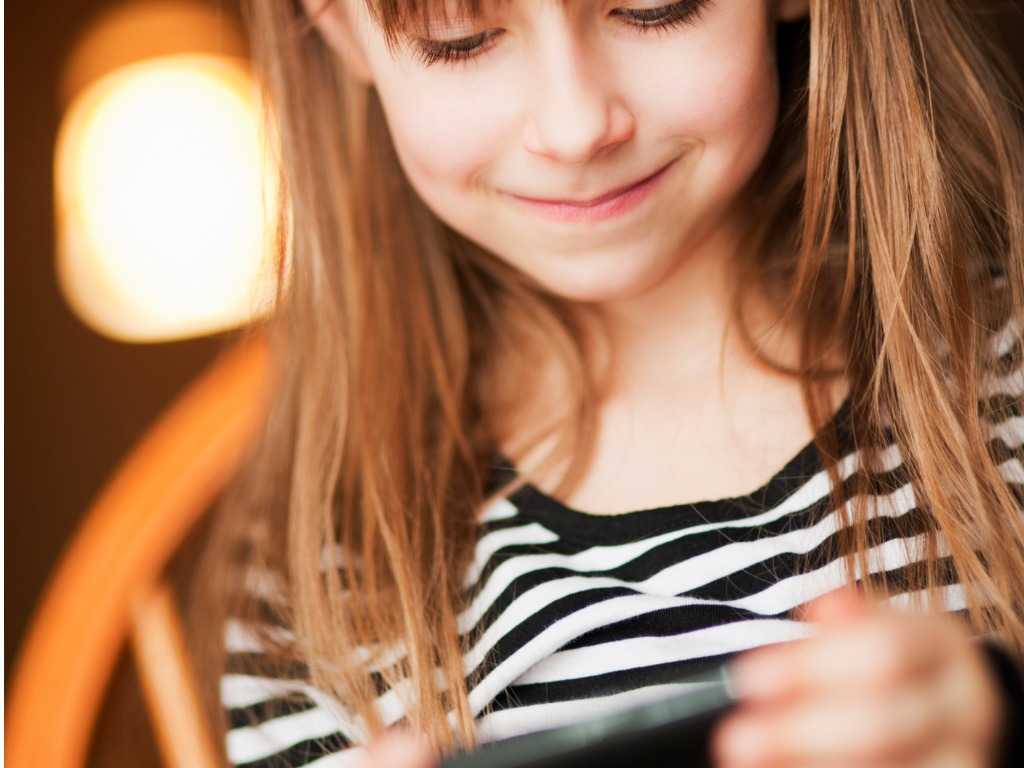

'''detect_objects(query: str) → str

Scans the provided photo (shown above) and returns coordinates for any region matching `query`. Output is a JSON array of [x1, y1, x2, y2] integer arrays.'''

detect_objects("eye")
[[613, 0, 712, 30], [414, 29, 503, 66]]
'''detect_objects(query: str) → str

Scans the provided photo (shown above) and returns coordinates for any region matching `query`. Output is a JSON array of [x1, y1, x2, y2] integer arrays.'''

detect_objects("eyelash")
[[613, 0, 711, 30], [414, 0, 712, 67], [416, 29, 503, 67]]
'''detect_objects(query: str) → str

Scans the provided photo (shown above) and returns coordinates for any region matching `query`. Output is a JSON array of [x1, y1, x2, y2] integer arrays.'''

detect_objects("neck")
[[547, 229, 823, 513], [600, 223, 791, 398]]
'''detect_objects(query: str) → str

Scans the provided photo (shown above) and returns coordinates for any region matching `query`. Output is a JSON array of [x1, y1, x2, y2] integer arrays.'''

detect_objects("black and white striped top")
[[222, 326, 1024, 768]]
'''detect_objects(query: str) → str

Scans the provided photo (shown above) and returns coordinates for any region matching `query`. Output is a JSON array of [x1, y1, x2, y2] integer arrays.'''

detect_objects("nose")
[[522, 36, 636, 164]]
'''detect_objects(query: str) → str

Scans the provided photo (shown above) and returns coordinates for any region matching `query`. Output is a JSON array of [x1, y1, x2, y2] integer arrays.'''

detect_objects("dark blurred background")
[[8, 2, 248, 762], [4, 0, 1024, 763], [6, 0, 243, 704]]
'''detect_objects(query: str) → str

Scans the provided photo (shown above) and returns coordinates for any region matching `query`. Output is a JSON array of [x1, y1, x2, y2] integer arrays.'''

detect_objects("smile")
[[507, 161, 676, 223]]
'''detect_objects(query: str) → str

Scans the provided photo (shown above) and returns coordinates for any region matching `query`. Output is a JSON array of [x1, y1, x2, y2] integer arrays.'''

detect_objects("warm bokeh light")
[[55, 53, 280, 342]]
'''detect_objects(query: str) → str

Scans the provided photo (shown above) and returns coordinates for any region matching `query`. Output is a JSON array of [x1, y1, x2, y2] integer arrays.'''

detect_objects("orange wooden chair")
[[6, 336, 269, 768]]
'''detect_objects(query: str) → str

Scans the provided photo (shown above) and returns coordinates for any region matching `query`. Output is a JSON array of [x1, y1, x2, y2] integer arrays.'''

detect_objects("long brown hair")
[[196, 0, 1024, 755]]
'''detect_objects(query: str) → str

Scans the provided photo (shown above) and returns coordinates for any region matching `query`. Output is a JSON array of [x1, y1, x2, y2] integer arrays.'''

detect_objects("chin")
[[529, 259, 676, 305]]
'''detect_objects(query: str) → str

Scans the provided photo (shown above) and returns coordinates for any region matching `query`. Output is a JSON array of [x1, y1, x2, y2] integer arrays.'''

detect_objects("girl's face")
[[324, 0, 804, 303]]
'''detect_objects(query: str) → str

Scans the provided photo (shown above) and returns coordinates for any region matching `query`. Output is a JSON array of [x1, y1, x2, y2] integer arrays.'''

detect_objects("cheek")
[[711, 44, 780, 163], [650, 23, 780, 183], [372, 68, 511, 196]]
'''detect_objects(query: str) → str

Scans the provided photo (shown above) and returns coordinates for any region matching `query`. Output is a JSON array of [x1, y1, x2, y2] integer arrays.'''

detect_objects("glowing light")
[[56, 54, 280, 342]]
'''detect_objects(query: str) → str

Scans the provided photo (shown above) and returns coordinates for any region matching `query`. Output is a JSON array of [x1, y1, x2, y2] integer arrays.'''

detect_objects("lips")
[[507, 161, 676, 223]]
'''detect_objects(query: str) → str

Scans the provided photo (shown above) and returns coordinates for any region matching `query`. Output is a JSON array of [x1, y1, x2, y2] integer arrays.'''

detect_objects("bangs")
[[365, 0, 492, 40]]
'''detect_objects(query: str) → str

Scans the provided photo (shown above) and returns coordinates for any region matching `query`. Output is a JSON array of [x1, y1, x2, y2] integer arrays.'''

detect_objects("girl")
[[197, 0, 1024, 766]]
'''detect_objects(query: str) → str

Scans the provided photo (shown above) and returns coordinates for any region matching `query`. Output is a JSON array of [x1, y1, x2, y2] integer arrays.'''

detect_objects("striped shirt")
[[222, 326, 1024, 768]]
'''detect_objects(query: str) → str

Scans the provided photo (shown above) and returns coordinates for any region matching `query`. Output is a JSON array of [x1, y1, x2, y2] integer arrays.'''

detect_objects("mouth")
[[507, 160, 676, 223]]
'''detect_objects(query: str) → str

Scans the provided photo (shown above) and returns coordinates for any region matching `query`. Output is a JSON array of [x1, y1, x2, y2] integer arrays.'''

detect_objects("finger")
[[358, 730, 438, 768], [923, 746, 990, 768], [934, 639, 1010, 760], [713, 687, 937, 768], [728, 614, 961, 702], [798, 588, 872, 625]]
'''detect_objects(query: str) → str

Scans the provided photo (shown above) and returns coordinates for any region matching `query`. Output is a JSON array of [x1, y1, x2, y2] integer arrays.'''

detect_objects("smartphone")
[[441, 666, 736, 768]]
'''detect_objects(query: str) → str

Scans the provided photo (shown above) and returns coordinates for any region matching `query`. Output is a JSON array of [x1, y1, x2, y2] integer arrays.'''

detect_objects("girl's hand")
[[712, 591, 1009, 768], [356, 730, 438, 768]]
